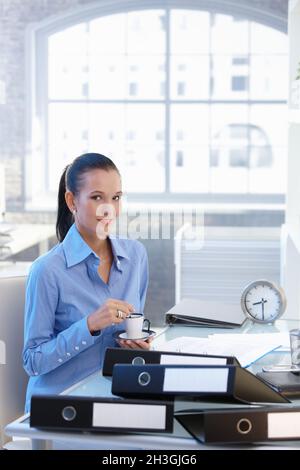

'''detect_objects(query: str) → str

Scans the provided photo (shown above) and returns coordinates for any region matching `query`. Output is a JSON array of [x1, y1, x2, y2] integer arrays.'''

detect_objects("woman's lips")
[[96, 218, 113, 225]]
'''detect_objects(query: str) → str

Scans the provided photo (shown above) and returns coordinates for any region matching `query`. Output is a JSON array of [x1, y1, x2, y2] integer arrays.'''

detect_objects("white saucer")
[[114, 329, 156, 341]]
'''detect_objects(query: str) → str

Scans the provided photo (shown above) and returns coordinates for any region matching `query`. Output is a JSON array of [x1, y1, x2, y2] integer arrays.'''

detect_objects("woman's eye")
[[92, 196, 102, 201]]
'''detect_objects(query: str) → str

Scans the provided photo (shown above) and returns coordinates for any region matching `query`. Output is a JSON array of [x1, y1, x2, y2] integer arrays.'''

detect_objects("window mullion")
[[165, 6, 171, 194]]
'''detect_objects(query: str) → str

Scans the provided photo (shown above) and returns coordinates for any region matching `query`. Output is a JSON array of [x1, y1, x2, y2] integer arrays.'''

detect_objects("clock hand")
[[262, 298, 265, 321], [253, 299, 268, 306]]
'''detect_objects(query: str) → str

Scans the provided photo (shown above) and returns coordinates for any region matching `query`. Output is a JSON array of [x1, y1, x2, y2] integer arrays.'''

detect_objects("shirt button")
[[58, 358, 63, 363], [117, 260, 120, 267], [66, 352, 71, 357], [35, 372, 38, 376], [75, 346, 79, 350], [82, 341, 87, 345]]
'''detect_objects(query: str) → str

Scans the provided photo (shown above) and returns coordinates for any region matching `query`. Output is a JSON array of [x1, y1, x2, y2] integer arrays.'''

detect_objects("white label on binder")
[[160, 354, 227, 366], [163, 367, 229, 392], [92, 403, 166, 430], [268, 412, 300, 438]]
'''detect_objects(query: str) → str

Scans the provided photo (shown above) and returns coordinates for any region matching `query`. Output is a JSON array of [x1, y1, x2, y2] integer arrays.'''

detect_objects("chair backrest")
[[0, 276, 28, 445]]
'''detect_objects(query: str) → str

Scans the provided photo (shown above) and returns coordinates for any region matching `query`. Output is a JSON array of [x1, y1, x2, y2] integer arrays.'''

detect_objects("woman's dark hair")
[[56, 153, 120, 242]]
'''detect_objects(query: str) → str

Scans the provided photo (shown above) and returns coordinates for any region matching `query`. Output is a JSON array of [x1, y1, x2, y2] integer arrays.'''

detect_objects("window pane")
[[170, 105, 209, 192], [88, 103, 125, 158], [48, 25, 88, 100], [250, 55, 288, 100], [249, 147, 286, 194], [123, 104, 165, 192], [48, 103, 88, 191], [88, 55, 126, 99], [210, 105, 249, 193], [170, 10, 209, 53], [249, 105, 287, 194], [250, 23, 288, 54], [125, 55, 166, 100], [211, 55, 249, 100], [89, 14, 126, 54], [126, 10, 166, 54], [211, 15, 249, 54], [250, 105, 288, 147], [170, 55, 209, 99]]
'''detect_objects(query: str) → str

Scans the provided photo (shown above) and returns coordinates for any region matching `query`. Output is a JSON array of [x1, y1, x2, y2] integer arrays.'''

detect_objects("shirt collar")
[[62, 224, 130, 268], [109, 236, 130, 261], [62, 224, 95, 268]]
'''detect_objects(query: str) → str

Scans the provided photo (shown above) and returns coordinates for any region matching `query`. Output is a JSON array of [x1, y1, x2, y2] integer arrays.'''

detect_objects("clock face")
[[241, 280, 287, 324]]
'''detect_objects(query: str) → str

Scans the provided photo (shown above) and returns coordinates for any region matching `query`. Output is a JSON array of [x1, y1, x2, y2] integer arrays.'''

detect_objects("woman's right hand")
[[87, 298, 134, 334]]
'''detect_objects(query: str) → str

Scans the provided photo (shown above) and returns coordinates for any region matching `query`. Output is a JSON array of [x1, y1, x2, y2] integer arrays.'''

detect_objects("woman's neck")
[[76, 224, 110, 257]]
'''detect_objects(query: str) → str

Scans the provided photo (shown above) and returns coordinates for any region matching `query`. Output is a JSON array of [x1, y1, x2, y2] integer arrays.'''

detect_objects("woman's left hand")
[[118, 337, 154, 350]]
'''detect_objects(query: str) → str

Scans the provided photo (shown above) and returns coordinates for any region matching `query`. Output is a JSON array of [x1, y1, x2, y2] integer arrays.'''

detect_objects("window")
[[28, 3, 288, 207]]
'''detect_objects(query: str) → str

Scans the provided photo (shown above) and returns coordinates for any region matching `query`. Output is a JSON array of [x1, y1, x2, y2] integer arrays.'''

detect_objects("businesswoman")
[[23, 153, 150, 411]]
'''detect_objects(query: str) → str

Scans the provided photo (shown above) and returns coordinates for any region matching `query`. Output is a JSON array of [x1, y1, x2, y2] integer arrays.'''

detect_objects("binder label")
[[92, 403, 167, 430], [268, 412, 300, 438], [163, 367, 229, 392], [160, 354, 227, 366]]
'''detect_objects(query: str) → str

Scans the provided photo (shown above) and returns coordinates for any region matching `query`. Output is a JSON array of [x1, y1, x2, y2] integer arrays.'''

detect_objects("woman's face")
[[68, 168, 122, 238]]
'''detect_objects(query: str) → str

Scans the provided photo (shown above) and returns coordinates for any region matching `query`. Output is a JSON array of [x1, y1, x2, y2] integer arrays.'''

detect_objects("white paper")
[[163, 367, 229, 393], [92, 403, 166, 429], [158, 332, 289, 367]]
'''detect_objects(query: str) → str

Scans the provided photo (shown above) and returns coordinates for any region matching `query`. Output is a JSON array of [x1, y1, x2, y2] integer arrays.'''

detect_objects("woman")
[[23, 153, 151, 412]]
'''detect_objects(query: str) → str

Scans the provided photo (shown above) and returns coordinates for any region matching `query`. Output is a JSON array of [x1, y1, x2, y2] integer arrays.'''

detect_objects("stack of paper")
[[158, 332, 290, 368]]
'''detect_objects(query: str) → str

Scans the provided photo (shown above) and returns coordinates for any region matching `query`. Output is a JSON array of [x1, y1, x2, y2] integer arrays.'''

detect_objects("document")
[[158, 332, 289, 368]]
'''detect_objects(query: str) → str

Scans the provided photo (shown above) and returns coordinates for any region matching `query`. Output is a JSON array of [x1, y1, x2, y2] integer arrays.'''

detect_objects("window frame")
[[25, 0, 287, 210]]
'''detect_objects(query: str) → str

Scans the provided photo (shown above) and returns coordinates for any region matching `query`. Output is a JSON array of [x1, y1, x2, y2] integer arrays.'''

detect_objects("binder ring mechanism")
[[62, 406, 77, 422], [132, 356, 145, 365], [236, 418, 252, 435], [138, 371, 151, 386]]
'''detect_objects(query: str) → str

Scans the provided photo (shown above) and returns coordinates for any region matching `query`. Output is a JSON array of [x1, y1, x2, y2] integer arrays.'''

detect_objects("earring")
[[73, 209, 76, 215]]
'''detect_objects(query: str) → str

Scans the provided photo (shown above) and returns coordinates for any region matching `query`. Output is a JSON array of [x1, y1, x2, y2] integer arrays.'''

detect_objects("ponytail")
[[56, 153, 120, 242], [56, 166, 74, 242]]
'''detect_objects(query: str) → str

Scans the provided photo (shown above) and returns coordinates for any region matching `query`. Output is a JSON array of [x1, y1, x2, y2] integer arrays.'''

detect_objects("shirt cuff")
[[82, 316, 102, 341], [91, 329, 101, 336]]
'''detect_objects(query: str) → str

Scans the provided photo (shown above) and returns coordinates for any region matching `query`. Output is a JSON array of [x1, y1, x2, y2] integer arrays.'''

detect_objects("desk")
[[0, 224, 55, 261], [5, 320, 300, 450]]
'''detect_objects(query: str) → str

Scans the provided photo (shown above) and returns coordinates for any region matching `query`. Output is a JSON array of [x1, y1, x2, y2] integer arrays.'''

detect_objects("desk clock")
[[241, 280, 287, 324]]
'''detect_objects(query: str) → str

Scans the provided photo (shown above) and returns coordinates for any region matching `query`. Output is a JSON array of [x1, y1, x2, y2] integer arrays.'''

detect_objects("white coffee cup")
[[125, 313, 150, 339]]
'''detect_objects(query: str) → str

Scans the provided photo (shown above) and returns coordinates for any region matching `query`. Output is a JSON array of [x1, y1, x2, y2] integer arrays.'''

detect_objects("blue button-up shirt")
[[23, 224, 149, 412]]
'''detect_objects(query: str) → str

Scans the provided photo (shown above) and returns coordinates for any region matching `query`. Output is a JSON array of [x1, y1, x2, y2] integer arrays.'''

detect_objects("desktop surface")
[[5, 319, 300, 450]]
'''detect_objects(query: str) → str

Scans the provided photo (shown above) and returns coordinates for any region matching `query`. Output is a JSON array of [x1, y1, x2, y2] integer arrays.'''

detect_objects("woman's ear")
[[65, 191, 76, 214]]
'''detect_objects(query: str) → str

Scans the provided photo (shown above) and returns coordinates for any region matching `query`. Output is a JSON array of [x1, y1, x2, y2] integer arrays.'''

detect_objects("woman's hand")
[[118, 337, 154, 350], [87, 298, 134, 334]]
